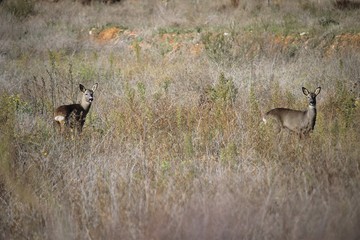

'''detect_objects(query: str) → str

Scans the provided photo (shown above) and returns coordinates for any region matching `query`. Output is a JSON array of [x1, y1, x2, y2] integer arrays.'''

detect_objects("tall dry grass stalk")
[[1, 0, 360, 239]]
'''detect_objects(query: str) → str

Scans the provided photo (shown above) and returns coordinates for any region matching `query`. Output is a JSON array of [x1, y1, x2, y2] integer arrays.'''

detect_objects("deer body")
[[54, 83, 98, 134], [263, 87, 321, 138]]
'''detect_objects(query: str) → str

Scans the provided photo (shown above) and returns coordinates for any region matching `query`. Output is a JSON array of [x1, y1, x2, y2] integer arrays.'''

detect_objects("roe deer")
[[54, 83, 98, 134], [263, 87, 321, 138]]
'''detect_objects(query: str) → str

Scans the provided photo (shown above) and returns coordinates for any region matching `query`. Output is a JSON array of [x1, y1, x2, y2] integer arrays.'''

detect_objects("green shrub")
[[199, 72, 238, 108]]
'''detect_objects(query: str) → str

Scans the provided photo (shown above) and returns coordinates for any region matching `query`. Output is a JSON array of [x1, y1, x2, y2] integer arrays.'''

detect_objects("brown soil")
[[91, 26, 360, 57]]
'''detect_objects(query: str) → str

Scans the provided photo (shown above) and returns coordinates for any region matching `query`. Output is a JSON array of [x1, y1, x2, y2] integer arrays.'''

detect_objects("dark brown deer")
[[54, 83, 98, 134], [263, 87, 321, 138]]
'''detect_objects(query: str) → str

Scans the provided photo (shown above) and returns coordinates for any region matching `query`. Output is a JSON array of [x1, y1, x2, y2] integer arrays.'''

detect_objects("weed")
[[220, 142, 238, 165], [132, 39, 142, 63], [202, 32, 235, 65], [183, 132, 195, 158], [199, 72, 238, 108]]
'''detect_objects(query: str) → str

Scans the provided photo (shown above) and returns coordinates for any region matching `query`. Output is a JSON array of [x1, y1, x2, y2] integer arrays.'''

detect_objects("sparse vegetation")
[[3, 0, 35, 20], [1, 0, 360, 239]]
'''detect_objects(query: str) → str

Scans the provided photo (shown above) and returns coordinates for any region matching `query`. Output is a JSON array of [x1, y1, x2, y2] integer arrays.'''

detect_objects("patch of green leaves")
[[200, 72, 238, 108]]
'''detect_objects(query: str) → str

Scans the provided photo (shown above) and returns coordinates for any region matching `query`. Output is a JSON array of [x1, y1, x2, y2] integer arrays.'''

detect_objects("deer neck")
[[80, 97, 92, 113], [306, 105, 317, 129], [307, 105, 317, 116]]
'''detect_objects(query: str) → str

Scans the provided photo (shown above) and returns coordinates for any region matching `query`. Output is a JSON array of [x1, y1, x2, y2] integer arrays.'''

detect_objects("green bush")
[[199, 72, 238, 108]]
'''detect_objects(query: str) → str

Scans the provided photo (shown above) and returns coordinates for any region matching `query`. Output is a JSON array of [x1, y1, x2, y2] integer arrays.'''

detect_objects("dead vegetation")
[[0, 0, 360, 239]]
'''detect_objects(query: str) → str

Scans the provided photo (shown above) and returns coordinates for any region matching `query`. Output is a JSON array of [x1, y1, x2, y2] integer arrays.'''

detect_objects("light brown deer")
[[54, 83, 98, 134], [263, 87, 321, 138]]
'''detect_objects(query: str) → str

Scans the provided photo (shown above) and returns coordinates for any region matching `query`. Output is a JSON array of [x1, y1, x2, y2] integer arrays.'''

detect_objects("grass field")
[[1, 0, 360, 239]]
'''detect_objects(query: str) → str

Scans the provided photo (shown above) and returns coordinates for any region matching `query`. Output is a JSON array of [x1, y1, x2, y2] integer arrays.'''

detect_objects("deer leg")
[[54, 120, 64, 134], [76, 122, 83, 135], [59, 120, 66, 134]]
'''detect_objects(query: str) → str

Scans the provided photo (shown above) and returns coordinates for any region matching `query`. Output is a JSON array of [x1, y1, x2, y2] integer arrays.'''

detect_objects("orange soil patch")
[[190, 43, 205, 55], [158, 32, 204, 56], [313, 33, 360, 57], [94, 27, 122, 43], [90, 26, 360, 58], [327, 33, 360, 55], [272, 35, 308, 46], [269, 33, 360, 57], [270, 34, 309, 51]]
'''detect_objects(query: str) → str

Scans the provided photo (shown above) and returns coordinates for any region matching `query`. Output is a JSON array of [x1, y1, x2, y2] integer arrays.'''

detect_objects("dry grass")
[[1, 0, 360, 239]]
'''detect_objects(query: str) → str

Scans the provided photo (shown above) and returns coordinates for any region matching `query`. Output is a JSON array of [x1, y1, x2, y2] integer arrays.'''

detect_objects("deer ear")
[[302, 87, 309, 95], [92, 83, 98, 92], [79, 84, 86, 92], [315, 87, 321, 95]]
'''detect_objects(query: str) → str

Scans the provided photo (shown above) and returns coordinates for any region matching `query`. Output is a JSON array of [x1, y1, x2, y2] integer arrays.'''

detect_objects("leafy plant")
[[199, 72, 238, 108]]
